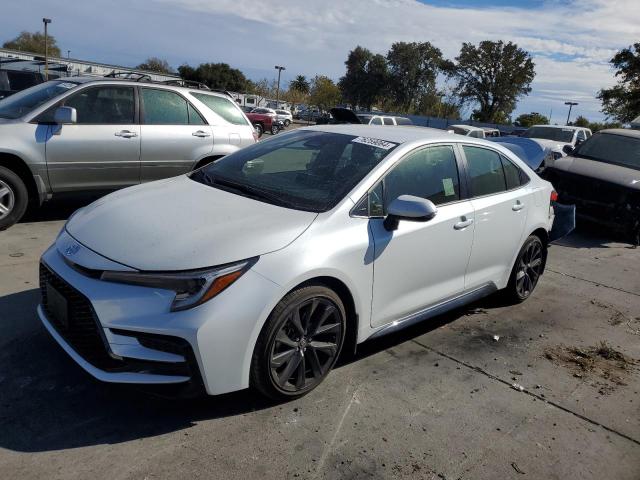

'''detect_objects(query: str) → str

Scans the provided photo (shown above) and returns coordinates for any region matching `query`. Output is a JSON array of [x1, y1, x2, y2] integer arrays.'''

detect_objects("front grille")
[[40, 262, 122, 370]]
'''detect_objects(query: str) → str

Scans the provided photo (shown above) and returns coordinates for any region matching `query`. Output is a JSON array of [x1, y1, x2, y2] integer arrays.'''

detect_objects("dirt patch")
[[544, 342, 637, 394], [589, 299, 640, 333]]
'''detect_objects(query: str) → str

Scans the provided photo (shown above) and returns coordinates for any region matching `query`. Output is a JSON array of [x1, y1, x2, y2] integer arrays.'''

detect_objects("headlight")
[[101, 258, 257, 311]]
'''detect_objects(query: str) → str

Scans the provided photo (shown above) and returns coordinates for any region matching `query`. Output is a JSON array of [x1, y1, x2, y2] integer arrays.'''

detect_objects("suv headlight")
[[101, 258, 257, 311]]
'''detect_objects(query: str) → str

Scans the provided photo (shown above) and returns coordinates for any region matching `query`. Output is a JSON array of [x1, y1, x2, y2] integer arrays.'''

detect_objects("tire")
[[284, 119, 291, 127], [270, 125, 280, 135], [253, 123, 263, 137], [0, 166, 29, 231], [250, 285, 346, 400], [504, 235, 546, 303]]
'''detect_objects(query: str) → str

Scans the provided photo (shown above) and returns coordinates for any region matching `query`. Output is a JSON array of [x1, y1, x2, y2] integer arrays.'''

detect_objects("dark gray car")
[[544, 129, 640, 245]]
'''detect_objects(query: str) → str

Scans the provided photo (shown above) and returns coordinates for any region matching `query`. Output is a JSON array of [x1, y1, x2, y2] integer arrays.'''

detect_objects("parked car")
[[450, 125, 487, 138], [0, 70, 45, 99], [0, 77, 257, 230], [250, 107, 277, 116], [489, 137, 554, 174], [482, 127, 501, 138], [357, 114, 413, 126], [544, 129, 640, 246], [275, 109, 293, 126], [246, 110, 279, 136], [522, 125, 592, 164], [38, 125, 556, 399]]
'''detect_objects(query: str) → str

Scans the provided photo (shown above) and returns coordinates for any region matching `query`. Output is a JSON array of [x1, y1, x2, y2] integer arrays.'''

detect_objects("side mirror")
[[384, 195, 437, 231], [562, 144, 575, 155], [54, 106, 77, 124]]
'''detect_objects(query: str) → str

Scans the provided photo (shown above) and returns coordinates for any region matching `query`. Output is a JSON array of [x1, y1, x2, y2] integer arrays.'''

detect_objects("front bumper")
[[39, 232, 281, 395]]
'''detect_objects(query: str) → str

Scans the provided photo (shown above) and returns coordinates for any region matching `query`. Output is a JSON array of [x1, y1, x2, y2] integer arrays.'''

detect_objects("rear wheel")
[[251, 285, 346, 400], [284, 119, 291, 127], [0, 166, 28, 231], [253, 123, 264, 137], [505, 235, 545, 303]]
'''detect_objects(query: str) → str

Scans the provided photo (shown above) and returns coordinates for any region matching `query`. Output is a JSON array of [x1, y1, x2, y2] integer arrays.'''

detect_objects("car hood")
[[552, 155, 640, 190], [65, 176, 318, 271], [527, 138, 570, 152]]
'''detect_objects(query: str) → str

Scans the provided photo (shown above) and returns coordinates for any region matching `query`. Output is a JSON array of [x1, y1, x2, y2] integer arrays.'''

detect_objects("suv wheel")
[[505, 235, 545, 303], [253, 123, 263, 137], [284, 119, 291, 127], [0, 166, 28, 231], [251, 285, 346, 400]]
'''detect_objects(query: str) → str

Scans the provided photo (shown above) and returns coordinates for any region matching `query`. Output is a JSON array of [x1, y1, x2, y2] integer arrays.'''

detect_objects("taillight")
[[550, 190, 559, 202]]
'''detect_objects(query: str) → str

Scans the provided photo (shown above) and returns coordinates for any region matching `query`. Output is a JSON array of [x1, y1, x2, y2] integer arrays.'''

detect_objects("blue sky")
[[2, 0, 638, 122]]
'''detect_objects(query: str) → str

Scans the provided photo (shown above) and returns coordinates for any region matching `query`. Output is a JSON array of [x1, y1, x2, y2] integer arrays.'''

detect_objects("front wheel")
[[0, 166, 29, 231], [504, 235, 546, 303], [250, 285, 346, 400], [270, 124, 281, 135]]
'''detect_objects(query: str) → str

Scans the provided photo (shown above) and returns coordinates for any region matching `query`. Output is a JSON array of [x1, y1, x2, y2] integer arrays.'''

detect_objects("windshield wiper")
[[193, 171, 296, 208]]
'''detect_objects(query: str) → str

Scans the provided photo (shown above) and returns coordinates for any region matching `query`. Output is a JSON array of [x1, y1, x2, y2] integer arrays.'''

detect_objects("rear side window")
[[371, 117, 383, 125], [501, 156, 523, 190], [463, 146, 506, 197], [192, 93, 249, 126], [383, 117, 394, 125], [188, 103, 206, 125], [395, 117, 413, 125], [141, 88, 189, 125]]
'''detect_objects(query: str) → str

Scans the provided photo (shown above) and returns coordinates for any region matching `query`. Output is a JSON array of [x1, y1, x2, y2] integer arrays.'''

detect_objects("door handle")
[[512, 201, 525, 211], [454, 217, 474, 230], [192, 130, 211, 138], [115, 130, 138, 138]]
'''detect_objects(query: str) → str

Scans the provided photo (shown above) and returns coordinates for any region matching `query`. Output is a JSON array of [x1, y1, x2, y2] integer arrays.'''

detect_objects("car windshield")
[[573, 133, 640, 171], [523, 126, 575, 143], [190, 130, 399, 212], [0, 80, 79, 119]]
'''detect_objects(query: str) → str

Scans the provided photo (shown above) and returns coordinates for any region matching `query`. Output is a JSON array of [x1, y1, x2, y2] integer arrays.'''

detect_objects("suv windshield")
[[523, 126, 575, 143], [0, 80, 79, 119], [191, 130, 398, 212], [574, 132, 640, 171]]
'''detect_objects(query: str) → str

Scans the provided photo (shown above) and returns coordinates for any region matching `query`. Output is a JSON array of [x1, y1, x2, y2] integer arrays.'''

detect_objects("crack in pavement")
[[547, 268, 640, 298], [410, 339, 640, 447]]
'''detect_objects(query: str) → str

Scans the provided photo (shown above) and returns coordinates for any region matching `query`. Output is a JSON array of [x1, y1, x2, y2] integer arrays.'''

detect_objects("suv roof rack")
[[104, 71, 153, 82], [160, 79, 211, 91]]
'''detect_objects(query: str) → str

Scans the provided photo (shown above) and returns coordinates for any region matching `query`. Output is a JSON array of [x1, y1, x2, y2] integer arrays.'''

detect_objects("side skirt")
[[366, 283, 497, 341]]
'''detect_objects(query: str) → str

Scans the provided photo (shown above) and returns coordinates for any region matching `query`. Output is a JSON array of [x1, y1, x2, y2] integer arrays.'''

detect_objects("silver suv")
[[0, 77, 257, 230]]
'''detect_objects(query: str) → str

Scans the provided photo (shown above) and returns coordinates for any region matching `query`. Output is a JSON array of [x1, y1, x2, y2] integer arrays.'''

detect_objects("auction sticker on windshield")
[[352, 137, 397, 150]]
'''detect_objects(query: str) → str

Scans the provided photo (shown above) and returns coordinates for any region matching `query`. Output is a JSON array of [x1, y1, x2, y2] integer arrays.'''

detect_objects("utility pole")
[[564, 101, 578, 125], [43, 18, 52, 80], [67, 50, 70, 59], [274, 65, 285, 108]]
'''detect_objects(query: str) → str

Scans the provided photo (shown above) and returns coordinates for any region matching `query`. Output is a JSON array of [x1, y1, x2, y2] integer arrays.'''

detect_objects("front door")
[[139, 87, 214, 182], [370, 145, 475, 328], [45, 85, 140, 192]]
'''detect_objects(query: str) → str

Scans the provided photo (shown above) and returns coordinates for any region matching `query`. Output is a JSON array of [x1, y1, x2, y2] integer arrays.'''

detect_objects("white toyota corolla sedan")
[[39, 125, 555, 399]]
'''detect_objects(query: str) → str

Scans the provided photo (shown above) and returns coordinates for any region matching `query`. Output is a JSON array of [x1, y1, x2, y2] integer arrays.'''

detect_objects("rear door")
[[461, 145, 531, 289], [139, 87, 213, 182], [190, 92, 255, 148], [44, 85, 140, 192]]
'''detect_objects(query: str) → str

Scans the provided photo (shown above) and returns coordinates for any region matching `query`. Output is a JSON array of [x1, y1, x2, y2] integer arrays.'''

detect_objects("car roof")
[[450, 124, 483, 131], [51, 76, 228, 97], [598, 128, 640, 139], [301, 124, 464, 144], [530, 124, 586, 131]]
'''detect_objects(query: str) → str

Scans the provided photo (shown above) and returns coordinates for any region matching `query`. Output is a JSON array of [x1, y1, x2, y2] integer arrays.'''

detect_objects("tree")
[[289, 75, 310, 95], [573, 115, 590, 128], [178, 63, 249, 91], [448, 40, 535, 123], [309, 75, 341, 111], [136, 57, 172, 74], [3, 31, 61, 57], [338, 46, 388, 110], [515, 112, 549, 128], [386, 41, 443, 112], [246, 78, 274, 105], [598, 43, 640, 123]]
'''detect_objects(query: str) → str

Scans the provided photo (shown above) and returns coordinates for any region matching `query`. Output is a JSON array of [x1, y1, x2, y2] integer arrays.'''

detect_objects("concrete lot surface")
[[0, 200, 639, 480]]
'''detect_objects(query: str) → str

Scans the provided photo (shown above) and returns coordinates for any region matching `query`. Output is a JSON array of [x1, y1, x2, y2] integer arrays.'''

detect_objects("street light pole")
[[43, 18, 52, 80], [274, 65, 285, 108], [564, 101, 578, 125]]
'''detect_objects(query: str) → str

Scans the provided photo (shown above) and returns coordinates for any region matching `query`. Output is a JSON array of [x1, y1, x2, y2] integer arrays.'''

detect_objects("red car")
[[246, 109, 284, 137]]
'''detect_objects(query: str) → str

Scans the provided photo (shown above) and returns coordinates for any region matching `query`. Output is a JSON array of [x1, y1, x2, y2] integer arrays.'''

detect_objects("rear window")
[[524, 127, 574, 143], [574, 133, 640, 171], [192, 93, 249, 126], [394, 117, 413, 125]]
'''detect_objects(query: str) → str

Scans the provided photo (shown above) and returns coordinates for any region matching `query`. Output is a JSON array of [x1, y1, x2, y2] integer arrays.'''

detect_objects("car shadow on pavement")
[[0, 285, 499, 454], [20, 194, 106, 224], [552, 225, 636, 250]]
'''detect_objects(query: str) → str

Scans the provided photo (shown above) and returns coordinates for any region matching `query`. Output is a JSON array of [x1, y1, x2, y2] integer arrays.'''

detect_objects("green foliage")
[[386, 42, 443, 112], [449, 40, 535, 123], [573, 115, 590, 128], [178, 63, 249, 91], [515, 112, 549, 128], [3, 31, 61, 57], [289, 75, 310, 95], [309, 75, 341, 111], [136, 57, 172, 74], [338, 46, 388, 110], [598, 43, 640, 123], [569, 115, 622, 132]]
